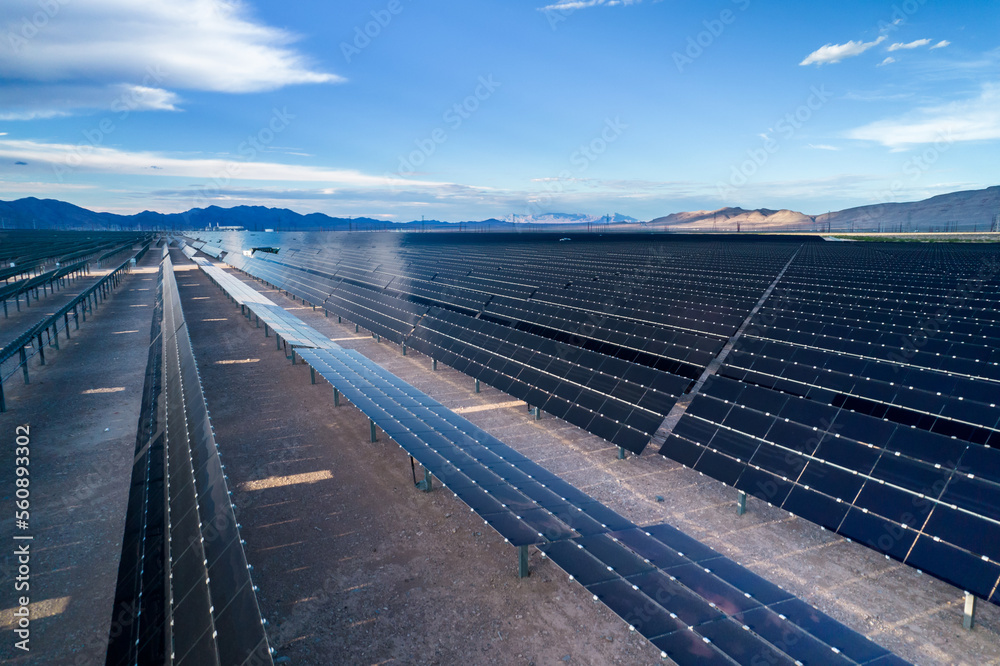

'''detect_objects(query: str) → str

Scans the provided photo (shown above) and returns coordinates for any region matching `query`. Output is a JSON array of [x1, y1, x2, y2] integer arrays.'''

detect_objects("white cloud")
[[807, 144, 840, 151], [877, 57, 896, 67], [0, 139, 447, 188], [0, 83, 181, 121], [539, 0, 641, 11], [931, 40, 951, 49], [0, 181, 94, 193], [888, 39, 932, 51], [0, 0, 339, 118], [800, 36, 886, 66], [846, 83, 1000, 147]]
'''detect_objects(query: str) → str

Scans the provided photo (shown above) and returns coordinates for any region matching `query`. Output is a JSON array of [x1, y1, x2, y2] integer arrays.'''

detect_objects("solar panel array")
[[661, 242, 1000, 605], [190, 249, 909, 665], [189, 232, 1000, 609], [107, 255, 272, 666], [0, 230, 150, 283], [190, 234, 801, 452]]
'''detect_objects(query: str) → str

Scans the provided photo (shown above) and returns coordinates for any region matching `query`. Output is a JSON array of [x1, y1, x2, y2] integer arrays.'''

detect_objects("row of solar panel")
[[218, 256, 707, 452], [756, 299, 1000, 346], [109, 255, 272, 666], [754, 312, 1000, 364], [721, 346, 1000, 443], [540, 526, 907, 666], [406, 313, 672, 452], [237, 245, 766, 343], [281, 340, 905, 665], [661, 374, 1000, 604]]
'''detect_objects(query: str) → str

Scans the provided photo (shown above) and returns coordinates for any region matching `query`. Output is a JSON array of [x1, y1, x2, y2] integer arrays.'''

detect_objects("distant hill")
[[647, 186, 1000, 233], [648, 207, 813, 232], [0, 199, 388, 231], [816, 186, 1000, 233], [1, 186, 997, 232]]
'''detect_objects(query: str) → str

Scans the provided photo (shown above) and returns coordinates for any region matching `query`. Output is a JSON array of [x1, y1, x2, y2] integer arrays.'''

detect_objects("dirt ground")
[[178, 254, 999, 666], [0, 253, 161, 666]]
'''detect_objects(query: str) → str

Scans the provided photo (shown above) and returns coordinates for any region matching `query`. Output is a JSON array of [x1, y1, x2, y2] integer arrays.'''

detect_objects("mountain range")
[[0, 186, 997, 233]]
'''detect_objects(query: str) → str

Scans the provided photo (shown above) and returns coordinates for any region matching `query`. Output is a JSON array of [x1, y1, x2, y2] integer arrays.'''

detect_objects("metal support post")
[[518, 545, 529, 578], [355, 323, 359, 332], [51, 325, 59, 350], [20, 348, 29, 384], [737, 490, 747, 516], [370, 419, 377, 442], [37, 334, 45, 365], [475, 378, 480, 393], [310, 367, 316, 384], [64, 313, 70, 338], [402, 342, 406, 356], [276, 334, 281, 350], [416, 466, 433, 492], [963, 592, 976, 630], [617, 446, 625, 460], [264, 323, 269, 336], [333, 388, 340, 406], [432, 359, 437, 371], [533, 406, 540, 420]]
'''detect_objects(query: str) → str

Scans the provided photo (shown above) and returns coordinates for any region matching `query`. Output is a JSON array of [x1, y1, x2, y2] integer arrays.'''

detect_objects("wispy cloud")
[[800, 35, 886, 66], [888, 38, 932, 51], [0, 84, 180, 121], [846, 83, 1000, 147], [0, 139, 438, 188], [538, 0, 641, 11], [0, 0, 340, 119], [0, 180, 94, 193], [807, 144, 840, 151], [931, 40, 951, 49], [877, 57, 896, 67]]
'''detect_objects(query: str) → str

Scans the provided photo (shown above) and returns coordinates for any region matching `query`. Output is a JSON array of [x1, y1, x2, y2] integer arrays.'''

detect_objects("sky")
[[0, 0, 998, 222]]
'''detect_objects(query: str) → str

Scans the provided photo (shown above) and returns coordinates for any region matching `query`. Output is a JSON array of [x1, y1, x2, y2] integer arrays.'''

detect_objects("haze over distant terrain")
[[2, 185, 997, 232]]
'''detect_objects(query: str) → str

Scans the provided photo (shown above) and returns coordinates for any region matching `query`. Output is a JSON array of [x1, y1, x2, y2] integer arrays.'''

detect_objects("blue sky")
[[1, 0, 998, 221]]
